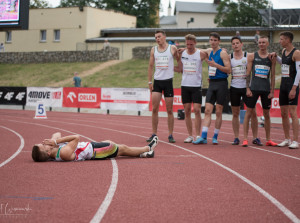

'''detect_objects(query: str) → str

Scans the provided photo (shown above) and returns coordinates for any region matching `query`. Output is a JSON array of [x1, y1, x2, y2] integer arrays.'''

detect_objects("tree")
[[30, 0, 49, 8], [214, 0, 269, 27], [59, 0, 160, 28], [60, 0, 96, 8]]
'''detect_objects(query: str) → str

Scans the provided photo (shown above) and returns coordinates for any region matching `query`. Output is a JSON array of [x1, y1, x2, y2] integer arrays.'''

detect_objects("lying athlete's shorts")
[[91, 142, 118, 160], [153, 78, 174, 97]]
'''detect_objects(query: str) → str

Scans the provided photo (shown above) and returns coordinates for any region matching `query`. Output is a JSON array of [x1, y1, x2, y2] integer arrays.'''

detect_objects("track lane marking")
[[0, 126, 24, 168], [2, 118, 300, 222]]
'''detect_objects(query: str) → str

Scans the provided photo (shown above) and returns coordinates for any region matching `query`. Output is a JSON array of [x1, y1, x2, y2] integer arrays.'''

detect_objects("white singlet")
[[230, 52, 247, 88], [181, 49, 202, 87], [55, 142, 93, 161], [154, 45, 174, 80]]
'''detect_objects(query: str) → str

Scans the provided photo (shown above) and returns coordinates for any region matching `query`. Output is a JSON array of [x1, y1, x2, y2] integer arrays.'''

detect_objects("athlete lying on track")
[[32, 132, 158, 162]]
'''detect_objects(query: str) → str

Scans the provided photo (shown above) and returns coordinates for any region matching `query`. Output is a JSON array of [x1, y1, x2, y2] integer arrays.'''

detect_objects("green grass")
[[0, 59, 282, 88]]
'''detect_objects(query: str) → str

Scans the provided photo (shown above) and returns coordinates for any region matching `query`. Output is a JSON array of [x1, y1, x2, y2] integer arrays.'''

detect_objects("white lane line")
[[161, 141, 300, 223], [0, 120, 118, 223], [90, 159, 118, 223], [0, 126, 24, 168], [3, 118, 300, 222], [16, 114, 298, 161]]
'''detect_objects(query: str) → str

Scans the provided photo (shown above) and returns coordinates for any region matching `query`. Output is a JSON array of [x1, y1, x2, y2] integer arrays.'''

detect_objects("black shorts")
[[279, 86, 299, 106], [153, 78, 174, 97], [91, 142, 119, 160], [245, 90, 271, 110], [230, 87, 246, 107], [181, 86, 202, 104], [206, 79, 228, 106]]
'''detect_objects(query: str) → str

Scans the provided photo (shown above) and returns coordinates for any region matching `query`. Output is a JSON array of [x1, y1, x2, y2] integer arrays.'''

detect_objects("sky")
[[46, 0, 300, 16]]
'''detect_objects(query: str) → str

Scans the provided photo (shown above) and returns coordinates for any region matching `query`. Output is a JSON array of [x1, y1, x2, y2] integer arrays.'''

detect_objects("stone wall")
[[0, 48, 119, 64], [133, 43, 300, 59]]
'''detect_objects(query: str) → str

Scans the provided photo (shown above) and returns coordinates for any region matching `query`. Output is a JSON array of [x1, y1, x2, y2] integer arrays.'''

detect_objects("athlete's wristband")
[[148, 82, 152, 85], [54, 139, 58, 146]]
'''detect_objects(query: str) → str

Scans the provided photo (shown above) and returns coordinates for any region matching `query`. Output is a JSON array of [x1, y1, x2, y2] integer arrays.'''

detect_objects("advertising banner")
[[63, 87, 101, 108], [101, 88, 150, 111], [255, 89, 300, 117], [0, 87, 26, 105], [26, 87, 63, 107]]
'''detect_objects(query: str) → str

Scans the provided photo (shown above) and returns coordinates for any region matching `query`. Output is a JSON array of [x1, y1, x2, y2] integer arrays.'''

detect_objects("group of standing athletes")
[[147, 30, 300, 149]]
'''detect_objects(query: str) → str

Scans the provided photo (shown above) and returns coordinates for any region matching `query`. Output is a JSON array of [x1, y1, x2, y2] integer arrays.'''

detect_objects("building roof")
[[258, 8, 300, 26], [174, 1, 218, 14], [160, 16, 177, 25]]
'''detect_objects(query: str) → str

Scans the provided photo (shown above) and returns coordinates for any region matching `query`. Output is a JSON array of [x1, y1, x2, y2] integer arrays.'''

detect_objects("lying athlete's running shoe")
[[140, 150, 154, 158], [148, 136, 158, 151], [146, 134, 157, 142]]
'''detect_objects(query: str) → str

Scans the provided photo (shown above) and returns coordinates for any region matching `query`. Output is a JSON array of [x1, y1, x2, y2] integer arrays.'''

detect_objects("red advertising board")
[[63, 87, 101, 108], [255, 89, 300, 117], [149, 88, 184, 112]]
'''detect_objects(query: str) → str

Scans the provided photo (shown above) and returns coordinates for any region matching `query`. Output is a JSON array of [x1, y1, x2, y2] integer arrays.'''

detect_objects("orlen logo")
[[272, 97, 280, 109], [67, 92, 77, 103], [78, 93, 96, 102], [173, 95, 182, 105]]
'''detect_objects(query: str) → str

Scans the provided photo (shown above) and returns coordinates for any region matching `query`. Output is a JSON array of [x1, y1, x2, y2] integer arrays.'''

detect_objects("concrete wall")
[[133, 42, 300, 59], [177, 12, 217, 28], [0, 48, 118, 64]]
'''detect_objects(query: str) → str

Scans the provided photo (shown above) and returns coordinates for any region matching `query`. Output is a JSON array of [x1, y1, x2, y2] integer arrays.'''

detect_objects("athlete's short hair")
[[185, 34, 197, 42], [155, 29, 166, 36], [280, 31, 294, 42], [209, 32, 220, 40], [32, 145, 49, 162], [259, 35, 269, 41], [231, 36, 242, 43]]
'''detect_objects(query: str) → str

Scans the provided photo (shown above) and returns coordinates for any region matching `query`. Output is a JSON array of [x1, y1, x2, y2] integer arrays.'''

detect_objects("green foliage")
[[214, 0, 269, 27], [59, 0, 160, 28], [30, 0, 49, 8], [60, 0, 95, 7]]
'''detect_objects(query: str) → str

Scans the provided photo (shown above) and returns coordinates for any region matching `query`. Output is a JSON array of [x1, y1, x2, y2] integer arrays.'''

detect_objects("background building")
[[0, 7, 136, 52]]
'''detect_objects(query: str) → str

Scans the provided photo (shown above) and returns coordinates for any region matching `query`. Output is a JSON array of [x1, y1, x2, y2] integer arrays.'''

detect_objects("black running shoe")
[[146, 134, 157, 142]]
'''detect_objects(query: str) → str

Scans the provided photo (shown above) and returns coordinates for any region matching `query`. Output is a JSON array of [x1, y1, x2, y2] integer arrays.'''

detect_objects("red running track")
[[0, 109, 299, 223]]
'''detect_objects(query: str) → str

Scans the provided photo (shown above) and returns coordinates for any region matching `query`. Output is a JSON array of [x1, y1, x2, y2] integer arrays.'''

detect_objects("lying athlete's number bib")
[[232, 65, 246, 79], [156, 56, 169, 70], [281, 64, 290, 77], [254, 65, 270, 79], [208, 66, 217, 76], [183, 61, 197, 75]]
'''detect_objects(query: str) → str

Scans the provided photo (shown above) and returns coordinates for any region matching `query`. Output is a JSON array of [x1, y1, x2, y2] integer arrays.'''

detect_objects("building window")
[[54, 30, 60, 41], [6, 31, 12, 42], [40, 30, 47, 42]]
